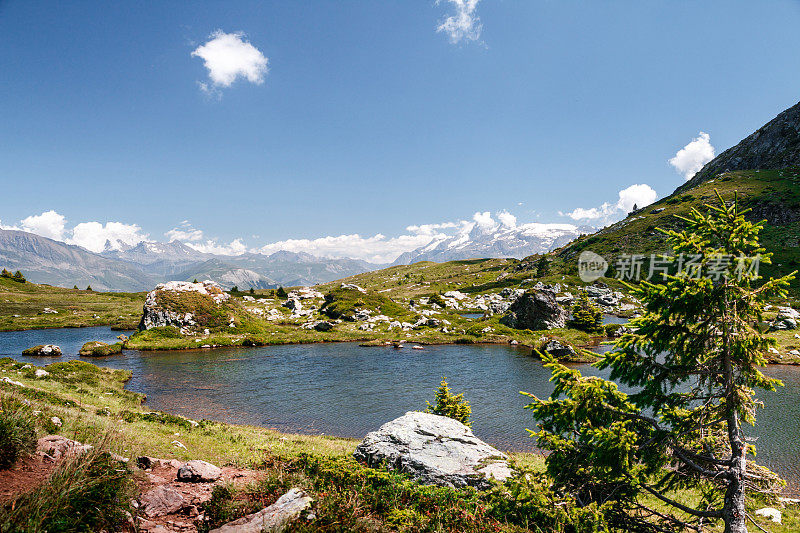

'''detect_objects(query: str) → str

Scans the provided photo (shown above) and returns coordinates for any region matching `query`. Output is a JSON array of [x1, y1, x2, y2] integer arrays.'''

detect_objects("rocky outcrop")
[[353, 411, 513, 489], [139, 280, 230, 331], [499, 291, 567, 330], [682, 100, 800, 190], [177, 460, 221, 482], [21, 344, 61, 356], [210, 488, 313, 533], [771, 306, 800, 331]]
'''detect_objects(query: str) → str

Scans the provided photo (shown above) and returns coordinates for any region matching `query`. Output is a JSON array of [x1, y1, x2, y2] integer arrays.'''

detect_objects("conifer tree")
[[526, 192, 794, 532], [1, 268, 11, 278], [12, 271, 25, 283], [569, 292, 603, 332], [426, 377, 472, 427]]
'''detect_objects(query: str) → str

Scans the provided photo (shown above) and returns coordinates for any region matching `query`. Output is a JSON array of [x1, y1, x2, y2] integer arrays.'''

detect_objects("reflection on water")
[[1, 327, 798, 492]]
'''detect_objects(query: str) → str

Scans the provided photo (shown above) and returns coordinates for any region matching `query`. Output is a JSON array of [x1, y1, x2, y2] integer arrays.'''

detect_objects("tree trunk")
[[723, 444, 747, 533]]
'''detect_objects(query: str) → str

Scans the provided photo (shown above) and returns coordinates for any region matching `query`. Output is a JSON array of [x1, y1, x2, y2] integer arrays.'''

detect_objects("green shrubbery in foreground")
[[0, 395, 37, 469], [1, 444, 135, 533]]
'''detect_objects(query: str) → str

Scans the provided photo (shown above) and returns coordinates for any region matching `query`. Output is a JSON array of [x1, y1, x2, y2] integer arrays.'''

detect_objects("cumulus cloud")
[[497, 211, 517, 228], [69, 221, 149, 253], [3, 210, 149, 252], [20, 211, 67, 241], [562, 184, 657, 224], [437, 0, 482, 44], [616, 183, 657, 212], [669, 132, 715, 180], [165, 221, 204, 242], [187, 238, 248, 256], [191, 30, 268, 94]]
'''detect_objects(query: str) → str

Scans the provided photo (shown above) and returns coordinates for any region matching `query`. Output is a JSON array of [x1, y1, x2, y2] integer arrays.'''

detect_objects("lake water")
[[1, 326, 798, 492]]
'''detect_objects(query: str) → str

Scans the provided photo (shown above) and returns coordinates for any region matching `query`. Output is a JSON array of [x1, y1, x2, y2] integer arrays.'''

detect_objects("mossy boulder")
[[22, 344, 62, 356], [79, 341, 123, 357], [139, 281, 233, 332]]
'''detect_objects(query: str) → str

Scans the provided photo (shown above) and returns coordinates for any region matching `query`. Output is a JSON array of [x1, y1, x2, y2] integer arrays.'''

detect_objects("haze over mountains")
[[0, 230, 379, 292], [0, 217, 595, 291]]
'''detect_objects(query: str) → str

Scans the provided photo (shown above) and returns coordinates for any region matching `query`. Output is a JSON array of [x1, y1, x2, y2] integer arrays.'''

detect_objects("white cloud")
[[669, 132, 715, 180], [497, 210, 517, 228], [616, 184, 657, 212], [472, 211, 497, 230], [562, 203, 617, 221], [405, 222, 460, 235], [562, 184, 657, 223], [165, 221, 204, 242], [69, 221, 149, 253], [437, 0, 482, 44], [187, 238, 248, 256], [191, 30, 268, 93], [20, 211, 66, 241]]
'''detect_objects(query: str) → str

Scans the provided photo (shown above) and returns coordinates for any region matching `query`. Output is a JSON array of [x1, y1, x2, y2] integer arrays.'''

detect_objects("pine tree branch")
[[640, 485, 723, 519]]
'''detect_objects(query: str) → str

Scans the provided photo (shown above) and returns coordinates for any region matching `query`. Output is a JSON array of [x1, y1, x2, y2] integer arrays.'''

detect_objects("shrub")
[[276, 286, 288, 298], [0, 268, 10, 278], [427, 293, 446, 307], [78, 341, 123, 357], [0, 395, 37, 469], [425, 377, 472, 427], [1, 445, 135, 532], [569, 293, 603, 333], [12, 271, 26, 283]]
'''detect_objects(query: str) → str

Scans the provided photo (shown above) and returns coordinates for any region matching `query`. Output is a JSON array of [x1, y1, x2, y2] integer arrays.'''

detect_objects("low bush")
[[0, 395, 37, 469], [425, 377, 472, 427]]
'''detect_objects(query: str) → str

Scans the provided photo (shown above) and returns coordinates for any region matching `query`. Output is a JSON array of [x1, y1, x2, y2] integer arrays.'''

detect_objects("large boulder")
[[139, 280, 230, 331], [353, 411, 513, 489], [22, 344, 62, 356], [771, 306, 800, 331], [211, 488, 313, 533], [499, 291, 568, 330]]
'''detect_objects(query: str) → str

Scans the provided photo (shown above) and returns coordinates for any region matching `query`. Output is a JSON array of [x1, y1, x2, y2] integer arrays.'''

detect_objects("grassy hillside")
[[0, 277, 144, 331], [548, 168, 800, 297]]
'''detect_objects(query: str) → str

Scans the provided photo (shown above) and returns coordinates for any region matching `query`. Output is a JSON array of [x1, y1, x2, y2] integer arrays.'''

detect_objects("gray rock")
[[140, 485, 185, 517], [210, 488, 313, 533], [771, 306, 800, 330], [313, 321, 334, 332], [542, 340, 576, 358], [177, 459, 221, 482], [353, 411, 513, 489], [499, 291, 568, 330]]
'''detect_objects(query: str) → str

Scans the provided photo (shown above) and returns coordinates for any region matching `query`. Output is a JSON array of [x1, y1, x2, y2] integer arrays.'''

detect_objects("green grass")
[[0, 277, 144, 332]]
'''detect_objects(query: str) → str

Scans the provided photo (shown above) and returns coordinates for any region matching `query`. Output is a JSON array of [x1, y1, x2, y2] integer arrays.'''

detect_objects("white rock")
[[755, 507, 781, 524], [210, 488, 313, 533], [35, 369, 49, 378]]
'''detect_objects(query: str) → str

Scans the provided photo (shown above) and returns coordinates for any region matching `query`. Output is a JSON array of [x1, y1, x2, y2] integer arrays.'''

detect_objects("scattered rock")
[[499, 291, 568, 330], [22, 344, 62, 356], [137, 456, 183, 470], [542, 340, 576, 359], [313, 321, 334, 332], [34, 368, 49, 378], [0, 376, 24, 387], [140, 485, 186, 518], [771, 307, 800, 330], [37, 434, 91, 460], [211, 488, 313, 533], [755, 507, 782, 524], [340, 283, 366, 293], [177, 460, 222, 483], [353, 411, 514, 489]]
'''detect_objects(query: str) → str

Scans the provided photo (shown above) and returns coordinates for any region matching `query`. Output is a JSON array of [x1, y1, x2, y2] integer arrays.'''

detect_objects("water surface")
[[1, 327, 798, 492]]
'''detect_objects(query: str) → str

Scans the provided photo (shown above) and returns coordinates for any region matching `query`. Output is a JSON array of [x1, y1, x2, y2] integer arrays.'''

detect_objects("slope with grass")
[[0, 276, 144, 331]]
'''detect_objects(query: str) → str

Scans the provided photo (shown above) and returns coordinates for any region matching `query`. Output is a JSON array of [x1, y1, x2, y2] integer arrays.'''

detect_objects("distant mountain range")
[[393, 222, 592, 265], [0, 230, 381, 292]]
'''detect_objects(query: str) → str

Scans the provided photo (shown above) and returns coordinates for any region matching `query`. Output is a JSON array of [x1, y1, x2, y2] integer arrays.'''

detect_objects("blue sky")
[[1, 1, 799, 262]]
